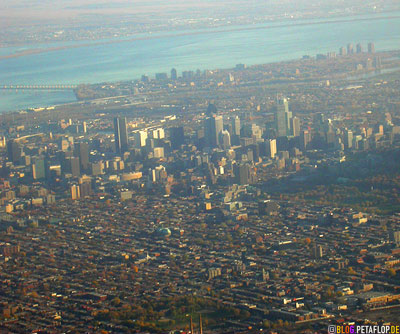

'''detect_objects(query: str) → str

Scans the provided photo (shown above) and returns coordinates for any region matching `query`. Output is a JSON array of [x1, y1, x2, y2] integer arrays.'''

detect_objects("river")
[[1, 12, 399, 113]]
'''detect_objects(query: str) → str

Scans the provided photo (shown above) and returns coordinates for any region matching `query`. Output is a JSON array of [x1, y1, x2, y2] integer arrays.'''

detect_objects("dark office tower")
[[171, 68, 177, 80], [291, 117, 300, 137], [204, 115, 223, 147], [74, 142, 89, 172], [170, 127, 185, 149], [70, 157, 80, 177], [339, 46, 347, 56], [356, 43, 363, 53], [344, 129, 353, 149], [234, 163, 252, 185], [32, 157, 46, 180], [347, 43, 354, 54], [275, 97, 292, 137], [62, 157, 81, 177], [141, 75, 150, 83], [206, 102, 217, 116], [315, 113, 325, 127], [114, 117, 129, 154], [368, 42, 375, 53], [7, 140, 22, 163]]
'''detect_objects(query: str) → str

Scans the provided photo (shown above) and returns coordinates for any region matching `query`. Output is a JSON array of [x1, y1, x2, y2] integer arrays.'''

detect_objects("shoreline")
[[1, 48, 400, 116], [1, 14, 400, 61]]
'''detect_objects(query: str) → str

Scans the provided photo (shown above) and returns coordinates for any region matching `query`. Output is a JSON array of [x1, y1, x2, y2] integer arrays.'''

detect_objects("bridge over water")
[[1, 85, 78, 90]]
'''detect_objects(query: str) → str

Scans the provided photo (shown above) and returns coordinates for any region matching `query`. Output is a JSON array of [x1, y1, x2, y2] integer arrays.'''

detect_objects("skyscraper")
[[114, 117, 129, 154], [71, 184, 80, 200], [204, 115, 223, 147], [170, 127, 185, 149], [291, 117, 300, 137], [234, 163, 254, 185], [75, 142, 89, 172], [368, 42, 375, 53], [219, 130, 231, 150], [347, 43, 354, 55], [231, 116, 241, 145], [231, 116, 240, 136], [275, 97, 292, 137], [62, 156, 80, 177], [171, 68, 177, 80], [206, 103, 217, 116], [267, 139, 277, 158], [373, 56, 382, 69], [7, 140, 22, 163], [134, 130, 148, 148], [32, 157, 46, 180], [300, 130, 311, 151], [344, 129, 353, 150]]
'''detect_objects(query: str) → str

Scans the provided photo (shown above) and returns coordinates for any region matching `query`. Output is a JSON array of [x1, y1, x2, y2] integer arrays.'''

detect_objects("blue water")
[[1, 13, 400, 113]]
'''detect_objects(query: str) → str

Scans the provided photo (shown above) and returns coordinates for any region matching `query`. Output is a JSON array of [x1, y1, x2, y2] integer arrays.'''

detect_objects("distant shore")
[[1, 14, 400, 61]]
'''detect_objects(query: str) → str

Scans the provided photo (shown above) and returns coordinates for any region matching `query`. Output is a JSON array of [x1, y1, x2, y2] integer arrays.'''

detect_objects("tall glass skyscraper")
[[275, 97, 292, 137], [114, 117, 129, 154]]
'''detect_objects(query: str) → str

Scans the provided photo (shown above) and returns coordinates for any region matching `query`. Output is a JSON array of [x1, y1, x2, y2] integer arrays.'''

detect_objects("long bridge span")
[[1, 84, 78, 90]]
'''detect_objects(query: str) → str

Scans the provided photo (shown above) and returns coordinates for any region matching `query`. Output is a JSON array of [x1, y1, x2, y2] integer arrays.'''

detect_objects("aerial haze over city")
[[0, 0, 400, 333]]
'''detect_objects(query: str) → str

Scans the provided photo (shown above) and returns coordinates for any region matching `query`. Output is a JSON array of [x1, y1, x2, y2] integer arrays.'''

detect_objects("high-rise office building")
[[79, 177, 92, 198], [267, 139, 277, 158], [339, 46, 347, 56], [151, 128, 165, 139], [373, 56, 382, 69], [171, 68, 177, 80], [234, 163, 254, 185], [206, 103, 217, 116], [347, 43, 354, 54], [7, 140, 22, 163], [71, 184, 80, 200], [300, 130, 311, 151], [74, 142, 89, 172], [368, 42, 375, 53], [32, 157, 46, 180], [62, 156, 80, 177], [114, 117, 129, 154], [242, 123, 263, 140], [291, 117, 300, 137], [219, 130, 231, 150], [356, 43, 363, 53], [91, 161, 104, 176], [232, 116, 241, 137], [275, 97, 292, 137], [170, 127, 185, 149], [204, 115, 223, 147], [344, 129, 353, 150], [134, 130, 148, 148], [230, 116, 241, 145]]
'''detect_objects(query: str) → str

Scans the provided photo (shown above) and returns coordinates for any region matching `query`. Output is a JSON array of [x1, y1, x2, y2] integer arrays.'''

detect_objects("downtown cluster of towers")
[[112, 96, 296, 155], [202, 97, 297, 149]]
